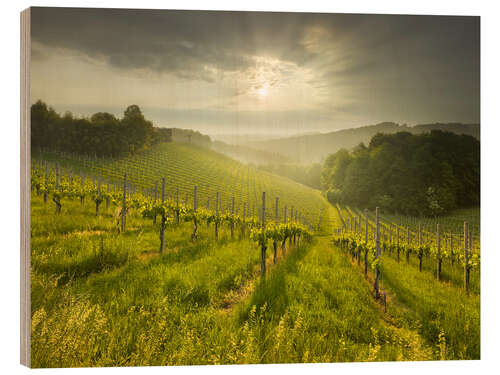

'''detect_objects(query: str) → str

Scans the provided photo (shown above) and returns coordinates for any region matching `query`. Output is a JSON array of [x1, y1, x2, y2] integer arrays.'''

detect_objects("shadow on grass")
[[237, 239, 314, 324]]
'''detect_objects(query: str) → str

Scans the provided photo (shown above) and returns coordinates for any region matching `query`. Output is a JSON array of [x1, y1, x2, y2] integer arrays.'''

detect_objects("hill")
[[247, 122, 480, 163], [32, 143, 328, 227], [211, 140, 291, 165], [322, 131, 480, 216]]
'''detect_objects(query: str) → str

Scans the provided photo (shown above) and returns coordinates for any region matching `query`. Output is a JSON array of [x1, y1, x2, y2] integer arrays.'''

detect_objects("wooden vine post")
[[215, 192, 219, 241], [418, 223, 423, 271], [294, 210, 298, 244], [406, 227, 410, 263], [357, 217, 362, 265], [153, 182, 158, 224], [273, 197, 279, 264], [374, 207, 381, 299], [230, 196, 235, 239], [437, 224, 442, 280], [350, 218, 355, 260], [192, 186, 198, 240], [289, 206, 293, 248], [396, 226, 400, 262], [176, 187, 180, 224], [450, 233, 454, 266], [241, 203, 246, 236], [54, 164, 61, 214], [80, 174, 85, 206], [282, 205, 287, 255], [159, 177, 166, 253], [95, 177, 102, 216], [106, 183, 110, 209], [121, 173, 127, 233], [43, 164, 49, 204], [260, 192, 267, 278], [464, 221, 470, 294], [364, 208, 369, 276]]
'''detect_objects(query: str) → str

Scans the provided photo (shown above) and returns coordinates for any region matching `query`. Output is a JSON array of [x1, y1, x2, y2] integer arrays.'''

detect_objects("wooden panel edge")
[[20, 7, 31, 368]]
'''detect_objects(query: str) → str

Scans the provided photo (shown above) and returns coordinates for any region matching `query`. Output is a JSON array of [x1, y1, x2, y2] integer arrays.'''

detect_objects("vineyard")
[[32, 143, 327, 229], [29, 144, 480, 367], [332, 204, 480, 291], [332, 205, 480, 359]]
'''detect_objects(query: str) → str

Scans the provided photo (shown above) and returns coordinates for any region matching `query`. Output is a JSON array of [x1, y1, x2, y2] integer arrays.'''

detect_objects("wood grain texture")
[[20, 7, 31, 368]]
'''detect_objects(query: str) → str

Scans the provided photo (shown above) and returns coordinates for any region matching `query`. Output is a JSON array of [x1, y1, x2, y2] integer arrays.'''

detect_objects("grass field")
[[30, 198, 446, 366], [30, 145, 480, 366], [331, 205, 480, 360]]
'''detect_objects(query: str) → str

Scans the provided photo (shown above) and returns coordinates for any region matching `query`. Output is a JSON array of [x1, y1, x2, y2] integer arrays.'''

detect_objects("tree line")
[[322, 130, 480, 216], [31, 100, 172, 158]]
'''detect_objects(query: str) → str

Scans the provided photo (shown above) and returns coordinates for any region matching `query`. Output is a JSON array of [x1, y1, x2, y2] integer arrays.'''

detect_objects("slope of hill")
[[32, 143, 327, 227], [211, 140, 291, 165], [247, 122, 480, 163]]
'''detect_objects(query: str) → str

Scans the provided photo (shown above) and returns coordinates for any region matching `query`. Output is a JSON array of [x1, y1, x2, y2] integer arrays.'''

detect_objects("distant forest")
[[322, 131, 480, 216], [171, 128, 211, 146], [248, 122, 480, 163], [31, 100, 172, 157]]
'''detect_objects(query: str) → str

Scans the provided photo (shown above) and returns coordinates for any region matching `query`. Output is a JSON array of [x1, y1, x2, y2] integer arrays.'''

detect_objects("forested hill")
[[247, 122, 479, 163], [322, 130, 480, 217], [31, 100, 172, 158]]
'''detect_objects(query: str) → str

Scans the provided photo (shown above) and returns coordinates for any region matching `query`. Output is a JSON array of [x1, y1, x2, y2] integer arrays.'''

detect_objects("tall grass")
[[379, 256, 480, 359], [30, 194, 478, 367]]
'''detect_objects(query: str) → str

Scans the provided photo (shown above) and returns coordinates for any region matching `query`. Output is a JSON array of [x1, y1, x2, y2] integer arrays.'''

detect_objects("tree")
[[321, 131, 479, 216], [30, 101, 160, 158], [121, 105, 153, 154]]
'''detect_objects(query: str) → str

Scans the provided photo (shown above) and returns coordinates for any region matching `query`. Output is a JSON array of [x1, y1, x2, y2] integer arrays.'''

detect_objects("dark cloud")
[[31, 7, 480, 125], [31, 7, 316, 81]]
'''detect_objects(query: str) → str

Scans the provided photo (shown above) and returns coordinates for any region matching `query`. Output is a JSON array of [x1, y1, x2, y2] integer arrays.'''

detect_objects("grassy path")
[[233, 235, 434, 363], [329, 203, 480, 360], [379, 256, 480, 359]]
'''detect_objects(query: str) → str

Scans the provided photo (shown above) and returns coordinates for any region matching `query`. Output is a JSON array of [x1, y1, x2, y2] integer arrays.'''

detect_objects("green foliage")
[[31, 100, 170, 158], [333, 231, 480, 276], [333, 204, 479, 360], [33, 142, 328, 232], [30, 193, 479, 366], [322, 131, 479, 216], [380, 256, 480, 359], [250, 223, 311, 248]]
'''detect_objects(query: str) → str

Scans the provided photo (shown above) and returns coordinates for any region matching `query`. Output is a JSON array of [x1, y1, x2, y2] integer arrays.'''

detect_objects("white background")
[[1, 1, 499, 374]]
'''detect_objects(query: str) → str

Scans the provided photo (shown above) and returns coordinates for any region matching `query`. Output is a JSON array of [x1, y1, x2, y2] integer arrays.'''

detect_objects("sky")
[[30, 7, 480, 138]]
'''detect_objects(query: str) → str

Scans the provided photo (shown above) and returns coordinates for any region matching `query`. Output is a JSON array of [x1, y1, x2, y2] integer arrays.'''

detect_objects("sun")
[[256, 85, 269, 98]]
